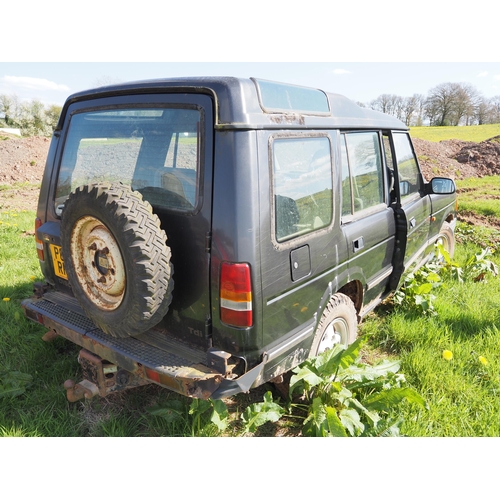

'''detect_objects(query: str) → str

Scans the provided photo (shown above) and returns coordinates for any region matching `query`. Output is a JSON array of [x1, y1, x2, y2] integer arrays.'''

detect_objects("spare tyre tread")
[[61, 182, 173, 338]]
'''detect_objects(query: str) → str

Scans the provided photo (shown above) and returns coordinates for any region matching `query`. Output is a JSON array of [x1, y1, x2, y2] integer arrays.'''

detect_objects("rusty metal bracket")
[[42, 329, 59, 342], [63, 379, 100, 402]]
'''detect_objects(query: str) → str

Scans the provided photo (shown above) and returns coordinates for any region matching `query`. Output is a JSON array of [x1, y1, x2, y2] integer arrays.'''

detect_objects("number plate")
[[50, 244, 67, 280]]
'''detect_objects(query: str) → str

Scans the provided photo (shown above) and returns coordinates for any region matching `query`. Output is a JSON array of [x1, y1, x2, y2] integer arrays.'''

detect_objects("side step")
[[22, 292, 223, 399]]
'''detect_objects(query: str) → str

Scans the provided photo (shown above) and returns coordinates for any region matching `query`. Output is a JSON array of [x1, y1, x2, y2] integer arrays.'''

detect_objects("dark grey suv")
[[23, 77, 457, 401]]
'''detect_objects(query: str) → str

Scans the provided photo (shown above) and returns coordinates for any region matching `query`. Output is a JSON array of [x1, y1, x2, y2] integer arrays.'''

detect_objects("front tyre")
[[436, 221, 456, 259]]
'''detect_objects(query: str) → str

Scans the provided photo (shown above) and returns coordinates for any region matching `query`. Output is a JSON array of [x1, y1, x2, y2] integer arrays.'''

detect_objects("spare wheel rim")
[[70, 215, 126, 311]]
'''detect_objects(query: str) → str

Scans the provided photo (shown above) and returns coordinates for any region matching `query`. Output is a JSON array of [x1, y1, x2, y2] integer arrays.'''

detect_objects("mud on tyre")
[[60, 182, 173, 338]]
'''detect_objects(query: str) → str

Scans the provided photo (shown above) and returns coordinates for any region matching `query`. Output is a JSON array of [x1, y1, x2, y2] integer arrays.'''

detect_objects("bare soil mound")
[[0, 135, 50, 185], [0, 134, 50, 211], [1, 132, 500, 211], [412, 136, 500, 181]]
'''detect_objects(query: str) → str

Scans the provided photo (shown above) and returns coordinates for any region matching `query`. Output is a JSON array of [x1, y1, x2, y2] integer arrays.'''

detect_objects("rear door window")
[[55, 106, 202, 215]]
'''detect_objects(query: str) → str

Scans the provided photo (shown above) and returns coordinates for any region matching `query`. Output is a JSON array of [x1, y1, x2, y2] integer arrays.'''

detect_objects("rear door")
[[259, 132, 345, 351], [49, 93, 214, 347]]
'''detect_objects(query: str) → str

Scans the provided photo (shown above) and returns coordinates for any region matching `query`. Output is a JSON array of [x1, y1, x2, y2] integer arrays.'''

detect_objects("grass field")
[[410, 123, 500, 142], [456, 176, 500, 219]]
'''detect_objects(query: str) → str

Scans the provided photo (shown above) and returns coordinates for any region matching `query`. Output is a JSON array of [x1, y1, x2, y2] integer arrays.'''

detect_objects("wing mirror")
[[427, 177, 456, 195]]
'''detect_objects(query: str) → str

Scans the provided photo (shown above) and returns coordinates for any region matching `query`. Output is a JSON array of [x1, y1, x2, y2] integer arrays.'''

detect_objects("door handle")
[[353, 236, 364, 253]]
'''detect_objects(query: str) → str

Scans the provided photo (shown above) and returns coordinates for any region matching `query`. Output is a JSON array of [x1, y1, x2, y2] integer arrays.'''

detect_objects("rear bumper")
[[22, 292, 265, 400]]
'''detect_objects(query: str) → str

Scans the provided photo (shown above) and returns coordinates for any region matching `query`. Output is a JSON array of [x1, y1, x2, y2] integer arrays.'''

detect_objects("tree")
[[18, 99, 50, 136], [402, 94, 423, 126], [475, 97, 491, 125], [488, 96, 500, 124], [0, 94, 21, 126], [425, 82, 460, 126], [369, 94, 400, 116], [453, 83, 481, 126], [45, 104, 62, 131]]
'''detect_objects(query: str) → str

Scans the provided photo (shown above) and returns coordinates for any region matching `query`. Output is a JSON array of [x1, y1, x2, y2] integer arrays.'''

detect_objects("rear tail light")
[[220, 262, 253, 327], [35, 218, 44, 262]]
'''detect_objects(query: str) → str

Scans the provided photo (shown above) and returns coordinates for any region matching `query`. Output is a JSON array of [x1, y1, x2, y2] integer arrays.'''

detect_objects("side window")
[[392, 132, 421, 203], [340, 135, 352, 216], [272, 136, 333, 242], [382, 133, 396, 203], [342, 132, 384, 215]]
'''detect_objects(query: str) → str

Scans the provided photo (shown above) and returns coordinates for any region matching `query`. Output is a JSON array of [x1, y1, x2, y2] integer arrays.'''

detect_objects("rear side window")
[[341, 131, 384, 216], [55, 106, 201, 215], [272, 136, 333, 242]]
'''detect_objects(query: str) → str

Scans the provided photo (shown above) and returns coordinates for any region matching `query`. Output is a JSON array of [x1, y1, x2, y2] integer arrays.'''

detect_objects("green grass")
[[410, 123, 500, 143], [362, 239, 500, 436], [0, 211, 277, 436], [455, 176, 500, 219], [3, 176, 500, 436], [359, 171, 500, 436]]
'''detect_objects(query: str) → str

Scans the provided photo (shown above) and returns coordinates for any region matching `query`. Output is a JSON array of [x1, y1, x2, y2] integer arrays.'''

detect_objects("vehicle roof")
[[59, 76, 408, 131]]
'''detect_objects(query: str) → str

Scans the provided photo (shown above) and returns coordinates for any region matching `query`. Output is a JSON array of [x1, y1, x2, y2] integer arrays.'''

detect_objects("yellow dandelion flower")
[[442, 350, 453, 361], [30, 275, 36, 281], [479, 356, 488, 366], [3, 297, 11, 302]]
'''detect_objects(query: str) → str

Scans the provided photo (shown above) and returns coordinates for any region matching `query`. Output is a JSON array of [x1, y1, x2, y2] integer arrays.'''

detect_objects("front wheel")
[[310, 293, 358, 357], [436, 221, 456, 260]]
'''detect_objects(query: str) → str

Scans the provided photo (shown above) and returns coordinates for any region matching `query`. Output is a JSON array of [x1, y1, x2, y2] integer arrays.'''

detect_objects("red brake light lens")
[[35, 218, 44, 262], [220, 262, 253, 327]]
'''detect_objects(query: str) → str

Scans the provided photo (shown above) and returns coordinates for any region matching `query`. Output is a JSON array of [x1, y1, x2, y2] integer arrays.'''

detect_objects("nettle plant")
[[286, 336, 426, 437]]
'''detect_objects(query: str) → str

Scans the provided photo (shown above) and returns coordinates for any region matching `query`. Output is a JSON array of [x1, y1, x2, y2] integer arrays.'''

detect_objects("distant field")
[[410, 123, 500, 143]]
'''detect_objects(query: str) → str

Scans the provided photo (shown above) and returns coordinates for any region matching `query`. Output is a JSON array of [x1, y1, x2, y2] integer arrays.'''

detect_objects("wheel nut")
[[97, 276, 106, 284], [88, 243, 97, 251]]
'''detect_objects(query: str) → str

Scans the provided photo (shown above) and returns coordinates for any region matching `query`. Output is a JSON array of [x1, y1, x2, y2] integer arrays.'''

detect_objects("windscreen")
[[55, 106, 201, 215]]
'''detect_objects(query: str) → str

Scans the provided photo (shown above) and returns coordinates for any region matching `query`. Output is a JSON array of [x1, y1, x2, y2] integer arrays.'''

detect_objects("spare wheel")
[[60, 182, 173, 338]]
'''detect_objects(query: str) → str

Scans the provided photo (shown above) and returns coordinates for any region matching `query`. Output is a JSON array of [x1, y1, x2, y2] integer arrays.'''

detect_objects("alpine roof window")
[[254, 78, 330, 115]]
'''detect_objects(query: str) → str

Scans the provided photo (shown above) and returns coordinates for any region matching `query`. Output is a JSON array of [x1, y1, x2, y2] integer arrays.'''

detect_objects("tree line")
[[0, 95, 62, 136], [363, 82, 500, 127], [2, 81, 500, 136]]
